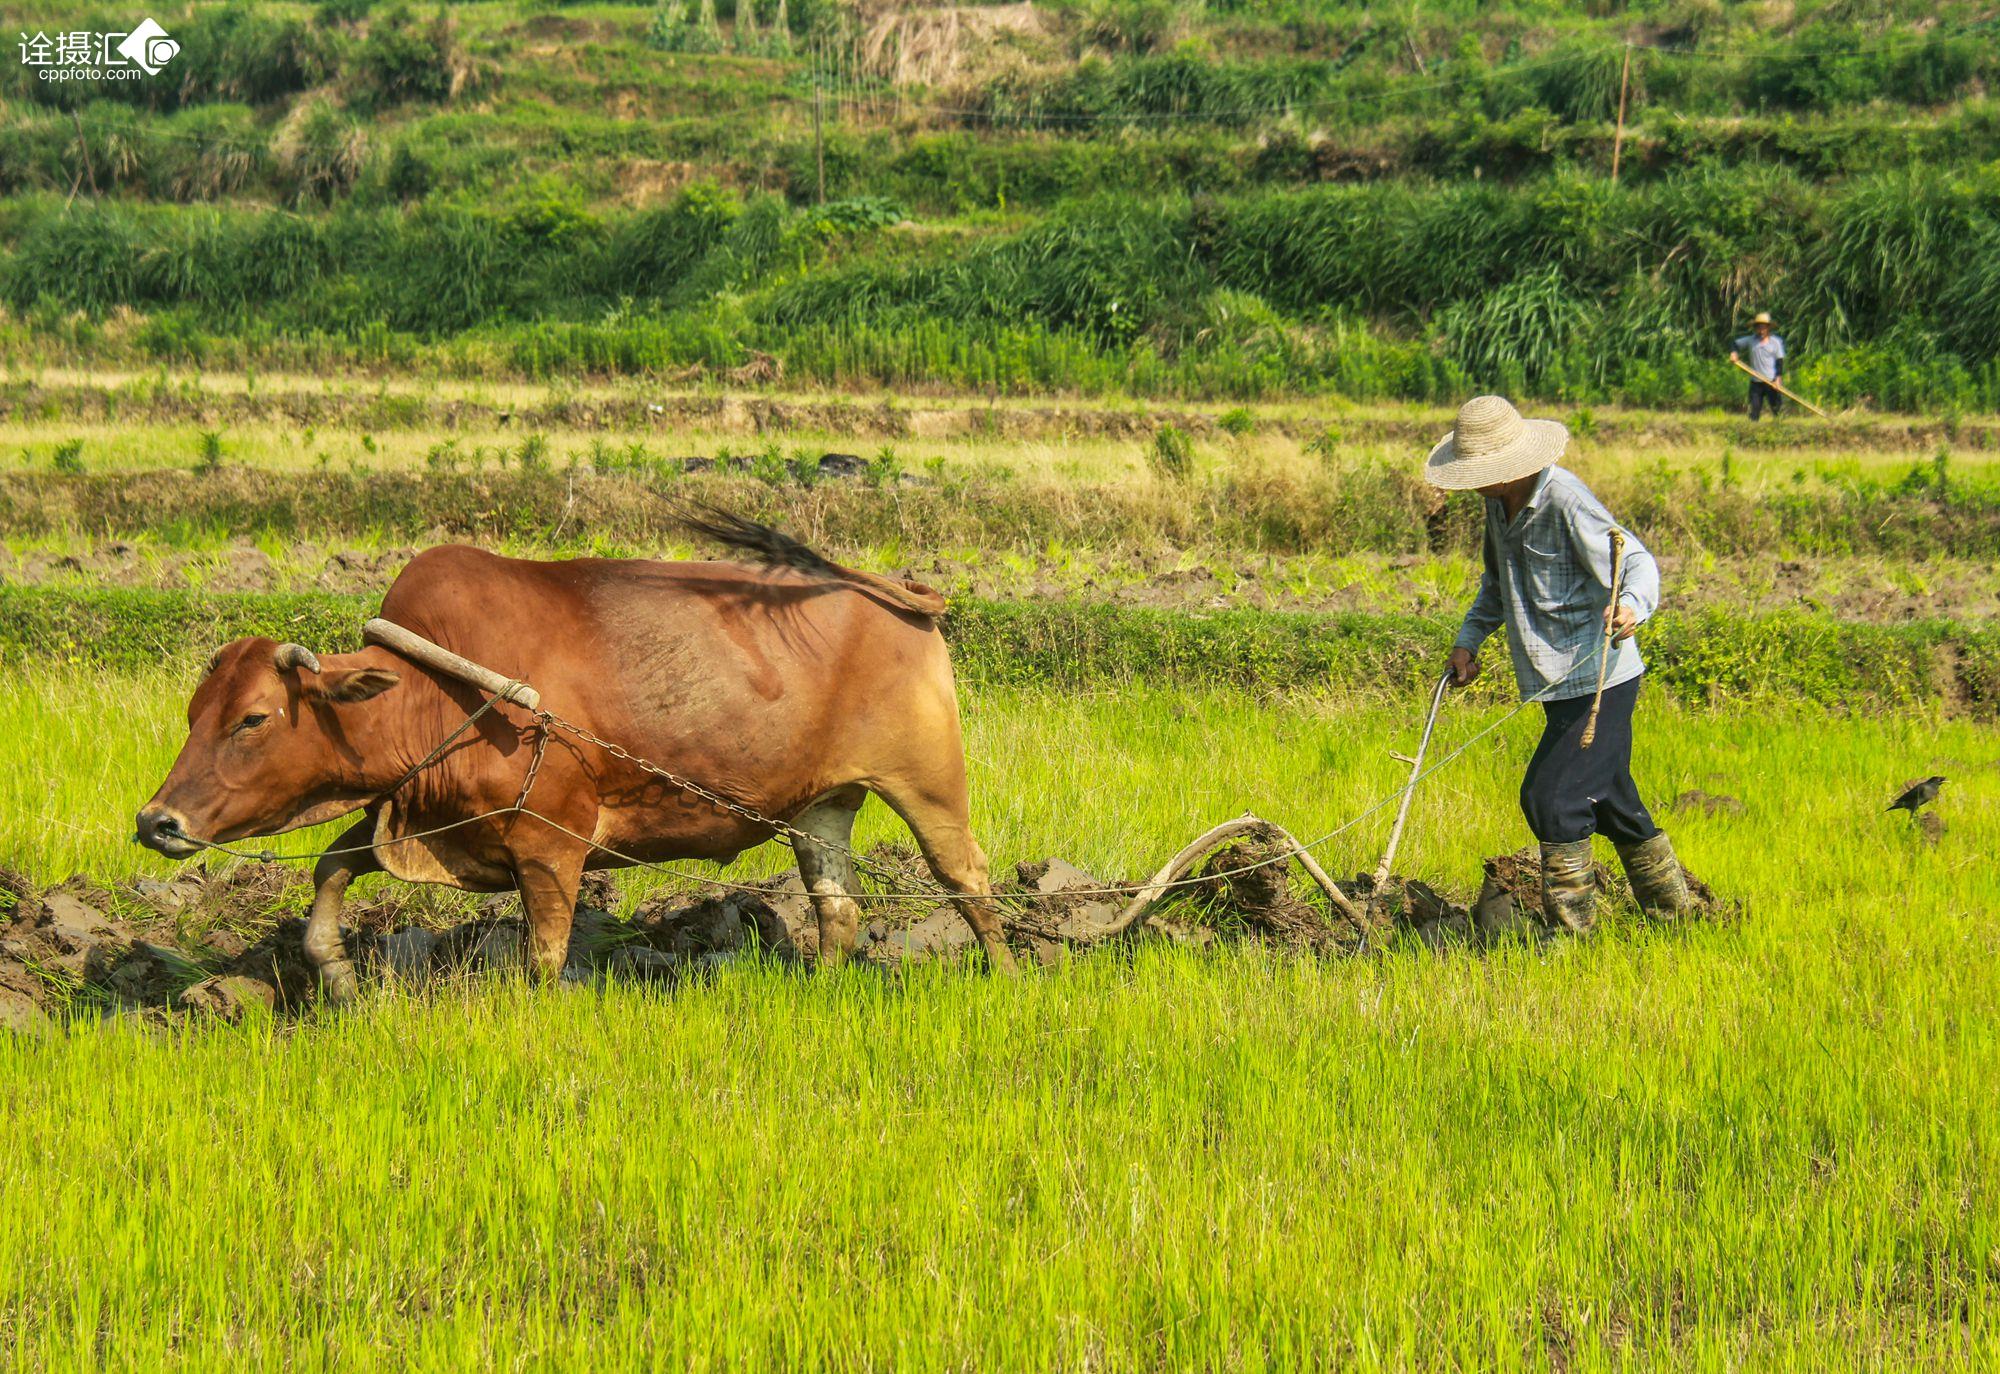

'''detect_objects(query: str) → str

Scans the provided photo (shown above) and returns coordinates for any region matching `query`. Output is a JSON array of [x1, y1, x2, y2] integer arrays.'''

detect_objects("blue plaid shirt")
[[1734, 333, 1785, 381], [1452, 466, 1660, 702]]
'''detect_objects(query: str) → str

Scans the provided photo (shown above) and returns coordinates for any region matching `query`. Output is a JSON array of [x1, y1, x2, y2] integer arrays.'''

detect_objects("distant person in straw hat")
[[1731, 312, 1786, 420], [1427, 395, 1693, 934]]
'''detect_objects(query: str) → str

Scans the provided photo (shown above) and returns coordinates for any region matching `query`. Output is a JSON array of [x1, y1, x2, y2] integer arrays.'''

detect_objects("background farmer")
[[1428, 395, 1693, 933], [1730, 311, 1787, 420]]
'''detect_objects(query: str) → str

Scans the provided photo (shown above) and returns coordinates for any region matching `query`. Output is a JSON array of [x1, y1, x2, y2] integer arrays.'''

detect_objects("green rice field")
[[2, 660, 1995, 1365]]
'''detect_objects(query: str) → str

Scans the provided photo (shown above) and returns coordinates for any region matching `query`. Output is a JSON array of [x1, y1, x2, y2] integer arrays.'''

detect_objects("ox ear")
[[309, 667, 401, 704]]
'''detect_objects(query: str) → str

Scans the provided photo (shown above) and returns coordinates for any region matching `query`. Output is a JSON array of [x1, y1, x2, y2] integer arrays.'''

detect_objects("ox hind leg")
[[305, 816, 381, 1006], [875, 778, 1017, 974], [792, 787, 866, 967]]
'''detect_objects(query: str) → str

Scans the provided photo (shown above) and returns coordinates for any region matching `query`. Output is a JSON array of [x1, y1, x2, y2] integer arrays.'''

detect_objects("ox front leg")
[[513, 847, 586, 984], [305, 817, 381, 1006], [793, 790, 866, 967]]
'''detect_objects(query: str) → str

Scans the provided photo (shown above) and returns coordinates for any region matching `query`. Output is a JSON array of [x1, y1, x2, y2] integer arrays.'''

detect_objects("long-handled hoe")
[[1730, 356, 1829, 418]]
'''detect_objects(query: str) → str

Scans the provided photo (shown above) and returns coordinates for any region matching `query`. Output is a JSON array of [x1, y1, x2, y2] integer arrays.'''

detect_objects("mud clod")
[[1011, 858, 1122, 942], [1188, 831, 1341, 953]]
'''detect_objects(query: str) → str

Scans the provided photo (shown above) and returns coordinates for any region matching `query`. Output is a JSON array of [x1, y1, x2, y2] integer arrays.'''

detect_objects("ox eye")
[[234, 713, 269, 734]]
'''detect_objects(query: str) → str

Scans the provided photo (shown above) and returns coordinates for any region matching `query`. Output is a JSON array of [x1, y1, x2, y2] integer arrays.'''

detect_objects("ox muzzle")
[[134, 804, 203, 860]]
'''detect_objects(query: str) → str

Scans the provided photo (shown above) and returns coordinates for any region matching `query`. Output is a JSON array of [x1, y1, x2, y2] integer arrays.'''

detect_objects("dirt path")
[[8, 537, 1996, 625], [7, 370, 2000, 452]]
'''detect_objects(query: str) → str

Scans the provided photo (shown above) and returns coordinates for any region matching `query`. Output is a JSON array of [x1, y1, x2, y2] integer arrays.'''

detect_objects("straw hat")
[[1423, 395, 1568, 491], [1750, 311, 1774, 326]]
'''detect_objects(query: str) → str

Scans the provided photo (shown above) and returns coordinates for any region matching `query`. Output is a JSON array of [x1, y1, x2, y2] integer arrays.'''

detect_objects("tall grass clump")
[[1148, 423, 1193, 481]]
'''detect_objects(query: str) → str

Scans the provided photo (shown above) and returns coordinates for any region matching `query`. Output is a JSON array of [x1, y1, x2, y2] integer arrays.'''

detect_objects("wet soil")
[[0, 843, 1720, 1031]]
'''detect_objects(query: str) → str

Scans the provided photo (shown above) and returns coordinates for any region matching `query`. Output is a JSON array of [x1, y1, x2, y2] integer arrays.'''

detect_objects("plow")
[[125, 610, 1704, 1018]]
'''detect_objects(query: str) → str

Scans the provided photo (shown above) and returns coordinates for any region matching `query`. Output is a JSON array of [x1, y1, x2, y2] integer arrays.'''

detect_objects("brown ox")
[[135, 520, 1014, 998]]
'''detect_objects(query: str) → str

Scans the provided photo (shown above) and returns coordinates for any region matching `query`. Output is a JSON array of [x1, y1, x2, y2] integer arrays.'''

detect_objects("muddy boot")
[[1539, 839, 1598, 936], [1615, 831, 1695, 918]]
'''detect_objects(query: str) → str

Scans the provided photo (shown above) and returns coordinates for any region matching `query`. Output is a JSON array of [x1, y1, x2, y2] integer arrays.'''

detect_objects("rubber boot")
[[1615, 831, 1694, 918], [1539, 839, 1598, 936]]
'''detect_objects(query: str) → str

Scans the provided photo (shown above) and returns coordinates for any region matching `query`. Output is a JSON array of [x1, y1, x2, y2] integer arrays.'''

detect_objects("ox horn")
[[273, 643, 322, 674]]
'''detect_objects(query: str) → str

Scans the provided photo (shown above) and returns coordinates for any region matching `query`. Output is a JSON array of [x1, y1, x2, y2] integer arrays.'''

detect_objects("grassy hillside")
[[4, 1, 1999, 406]]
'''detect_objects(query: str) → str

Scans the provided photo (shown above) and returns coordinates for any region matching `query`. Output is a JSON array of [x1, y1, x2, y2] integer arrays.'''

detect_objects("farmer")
[[1730, 311, 1786, 420], [1427, 395, 1693, 933]]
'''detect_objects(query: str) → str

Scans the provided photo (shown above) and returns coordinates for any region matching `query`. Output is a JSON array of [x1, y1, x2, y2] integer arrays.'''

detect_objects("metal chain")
[[515, 718, 551, 811], [532, 710, 917, 888]]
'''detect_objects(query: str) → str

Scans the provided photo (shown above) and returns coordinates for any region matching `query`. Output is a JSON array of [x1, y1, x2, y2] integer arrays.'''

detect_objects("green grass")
[[1, 668, 1996, 1365], [9, 174, 2000, 409], [5, 585, 1999, 722]]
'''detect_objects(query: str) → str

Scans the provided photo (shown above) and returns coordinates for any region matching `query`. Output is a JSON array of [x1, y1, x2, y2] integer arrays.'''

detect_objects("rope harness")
[[176, 621, 1607, 912]]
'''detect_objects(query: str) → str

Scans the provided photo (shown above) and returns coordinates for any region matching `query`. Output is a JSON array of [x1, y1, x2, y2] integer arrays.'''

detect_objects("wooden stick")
[[1580, 529, 1626, 750], [1730, 355, 1828, 418], [1374, 670, 1451, 889], [1610, 41, 1632, 183], [363, 618, 542, 711]]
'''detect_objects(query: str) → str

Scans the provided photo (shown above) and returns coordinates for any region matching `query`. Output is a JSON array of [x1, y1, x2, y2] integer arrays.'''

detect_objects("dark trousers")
[[1519, 675, 1660, 845], [1747, 379, 1783, 420]]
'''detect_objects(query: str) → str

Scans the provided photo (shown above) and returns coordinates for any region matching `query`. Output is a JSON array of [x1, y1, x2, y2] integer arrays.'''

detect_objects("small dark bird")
[[1888, 775, 1946, 816]]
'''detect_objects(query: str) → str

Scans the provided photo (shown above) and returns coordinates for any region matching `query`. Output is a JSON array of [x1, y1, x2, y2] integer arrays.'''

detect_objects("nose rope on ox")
[[173, 619, 1607, 955]]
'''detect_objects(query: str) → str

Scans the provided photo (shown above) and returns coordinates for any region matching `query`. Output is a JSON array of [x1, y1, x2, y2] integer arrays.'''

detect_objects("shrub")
[[163, 8, 335, 109], [357, 7, 477, 107], [276, 100, 368, 205]]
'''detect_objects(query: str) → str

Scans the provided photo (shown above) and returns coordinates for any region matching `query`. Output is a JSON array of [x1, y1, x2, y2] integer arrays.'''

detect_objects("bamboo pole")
[[1610, 42, 1632, 183], [1730, 356, 1828, 418]]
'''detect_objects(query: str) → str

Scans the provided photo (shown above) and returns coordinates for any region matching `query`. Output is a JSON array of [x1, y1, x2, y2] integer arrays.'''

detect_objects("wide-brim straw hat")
[[1750, 311, 1774, 325], [1423, 395, 1568, 491]]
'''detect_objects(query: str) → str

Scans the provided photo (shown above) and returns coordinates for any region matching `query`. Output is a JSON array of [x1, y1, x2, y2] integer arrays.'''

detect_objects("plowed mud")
[[0, 844, 1721, 1030]]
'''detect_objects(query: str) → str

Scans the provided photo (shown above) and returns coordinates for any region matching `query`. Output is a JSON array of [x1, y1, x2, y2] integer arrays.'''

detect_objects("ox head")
[[135, 638, 401, 859]]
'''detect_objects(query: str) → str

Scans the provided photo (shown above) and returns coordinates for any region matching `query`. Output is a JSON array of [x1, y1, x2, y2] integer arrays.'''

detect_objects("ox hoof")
[[316, 959, 360, 1007]]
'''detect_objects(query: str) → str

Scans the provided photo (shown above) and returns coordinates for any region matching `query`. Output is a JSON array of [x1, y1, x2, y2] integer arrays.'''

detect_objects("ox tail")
[[677, 504, 947, 619]]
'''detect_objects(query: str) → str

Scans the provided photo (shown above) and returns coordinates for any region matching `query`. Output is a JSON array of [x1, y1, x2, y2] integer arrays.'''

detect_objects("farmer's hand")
[[1448, 646, 1480, 687], [1729, 350, 1740, 362], [1605, 603, 1639, 642]]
